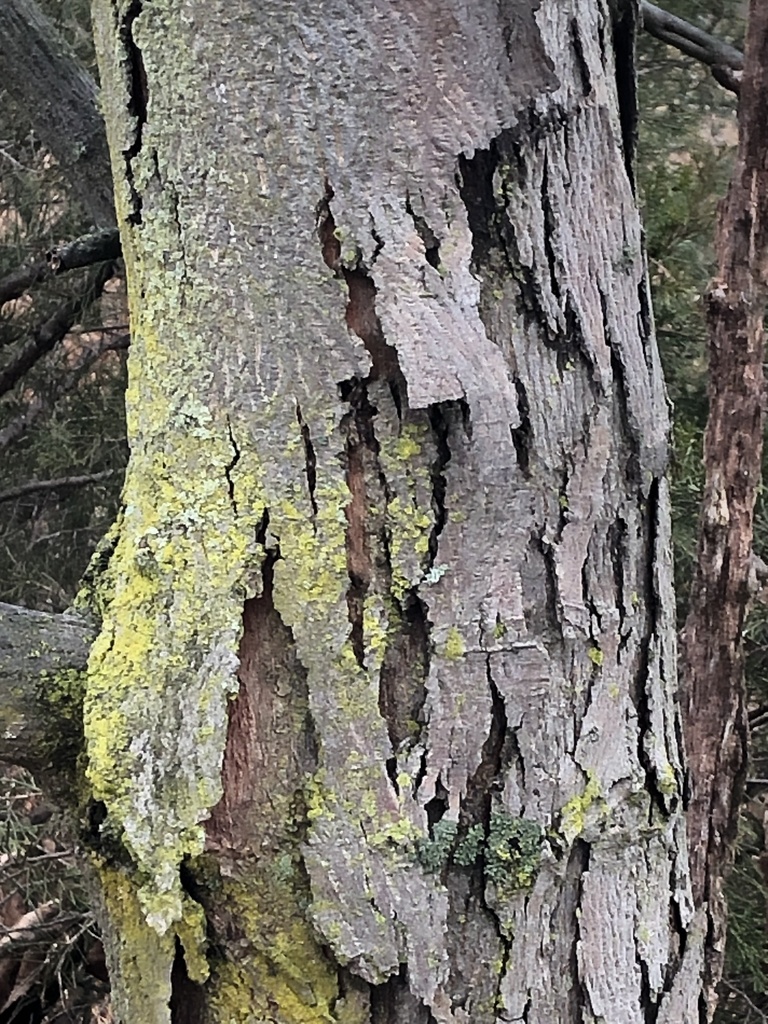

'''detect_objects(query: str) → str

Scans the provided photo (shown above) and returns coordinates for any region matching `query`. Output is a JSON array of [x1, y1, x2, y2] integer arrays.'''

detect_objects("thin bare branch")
[[0, 469, 119, 505], [0, 229, 121, 308], [0, 331, 128, 450], [641, 0, 744, 94], [0, 261, 116, 397]]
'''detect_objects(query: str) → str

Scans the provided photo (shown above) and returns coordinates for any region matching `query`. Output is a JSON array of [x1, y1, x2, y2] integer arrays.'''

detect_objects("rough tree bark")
[[680, 0, 768, 1010], [0, 0, 710, 1021]]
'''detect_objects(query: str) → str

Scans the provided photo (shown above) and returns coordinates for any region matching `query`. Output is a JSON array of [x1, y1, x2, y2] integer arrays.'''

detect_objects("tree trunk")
[[0, 0, 114, 227], [680, 0, 768, 1009], [75, 0, 704, 1019]]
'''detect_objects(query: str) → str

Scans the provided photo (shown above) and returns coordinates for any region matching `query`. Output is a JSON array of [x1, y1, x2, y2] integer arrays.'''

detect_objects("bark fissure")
[[611, 0, 639, 191], [121, 0, 148, 225], [510, 378, 532, 477], [224, 418, 240, 515], [295, 403, 318, 521], [569, 17, 592, 98], [405, 195, 442, 271]]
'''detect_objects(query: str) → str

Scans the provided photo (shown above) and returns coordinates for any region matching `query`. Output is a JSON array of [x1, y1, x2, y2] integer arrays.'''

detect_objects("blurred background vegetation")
[[0, 0, 765, 1021], [638, 2, 768, 1021]]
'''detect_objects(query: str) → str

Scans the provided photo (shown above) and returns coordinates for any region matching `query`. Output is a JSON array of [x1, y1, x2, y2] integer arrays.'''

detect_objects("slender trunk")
[[680, 0, 768, 1012]]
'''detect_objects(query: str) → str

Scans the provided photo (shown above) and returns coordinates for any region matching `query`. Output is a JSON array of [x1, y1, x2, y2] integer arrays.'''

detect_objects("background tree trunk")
[[81, 0, 703, 1020], [0, 0, 114, 227], [680, 0, 768, 1009]]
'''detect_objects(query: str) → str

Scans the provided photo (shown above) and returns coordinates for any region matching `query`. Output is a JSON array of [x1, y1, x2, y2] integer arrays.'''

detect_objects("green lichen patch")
[[485, 811, 543, 896], [98, 864, 177, 1024], [416, 819, 459, 873], [417, 812, 543, 900], [453, 824, 485, 867], [377, 420, 435, 599], [559, 771, 603, 844]]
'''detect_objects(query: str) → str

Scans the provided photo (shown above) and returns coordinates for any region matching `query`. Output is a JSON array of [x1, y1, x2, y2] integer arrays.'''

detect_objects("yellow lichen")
[[587, 645, 604, 667], [443, 626, 466, 660], [560, 771, 603, 844]]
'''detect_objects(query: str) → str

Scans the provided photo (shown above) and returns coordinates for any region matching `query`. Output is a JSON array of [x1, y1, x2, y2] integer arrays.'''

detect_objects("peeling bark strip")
[[88, 1, 702, 1021], [680, 0, 768, 1011]]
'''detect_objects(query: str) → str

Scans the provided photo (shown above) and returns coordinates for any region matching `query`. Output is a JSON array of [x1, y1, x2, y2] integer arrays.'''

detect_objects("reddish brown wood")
[[680, 0, 768, 1009]]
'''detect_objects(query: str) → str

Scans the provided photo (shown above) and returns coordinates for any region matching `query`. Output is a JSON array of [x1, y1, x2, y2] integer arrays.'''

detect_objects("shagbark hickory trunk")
[[86, 1, 702, 1021]]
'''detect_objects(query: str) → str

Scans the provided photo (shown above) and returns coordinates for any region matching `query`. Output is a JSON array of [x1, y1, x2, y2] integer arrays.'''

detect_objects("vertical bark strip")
[[680, 1, 768, 1014], [87, 1, 705, 1020]]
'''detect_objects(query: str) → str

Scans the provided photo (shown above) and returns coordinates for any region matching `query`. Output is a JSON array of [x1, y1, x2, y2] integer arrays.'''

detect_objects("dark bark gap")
[[378, 593, 430, 750], [370, 965, 435, 1024], [583, 558, 604, 636], [459, 132, 555, 345], [295, 402, 318, 520], [608, 515, 628, 632], [405, 194, 441, 270], [510, 378, 532, 478], [412, 750, 428, 794], [568, 839, 591, 1023], [610, 0, 639, 192], [254, 507, 270, 549], [532, 527, 563, 635], [633, 478, 675, 818], [634, 932, 659, 1024], [569, 17, 592, 97], [426, 404, 454, 565], [317, 182, 407, 402], [425, 779, 449, 833], [636, 277, 655, 359], [492, 936, 512, 1022], [664, 865, 688, 987], [461, 670, 508, 833], [341, 416, 369, 669], [369, 220, 385, 266], [563, 295, 600, 389], [320, 184, 438, 763], [601, 282, 643, 487], [206, 552, 317, 852], [457, 143, 504, 275], [540, 153, 561, 303], [169, 939, 206, 1024], [121, 0, 147, 225]]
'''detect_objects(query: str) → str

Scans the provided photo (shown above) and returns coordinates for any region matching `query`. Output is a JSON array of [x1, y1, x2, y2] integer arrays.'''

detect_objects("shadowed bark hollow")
[[56, 0, 709, 1020]]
